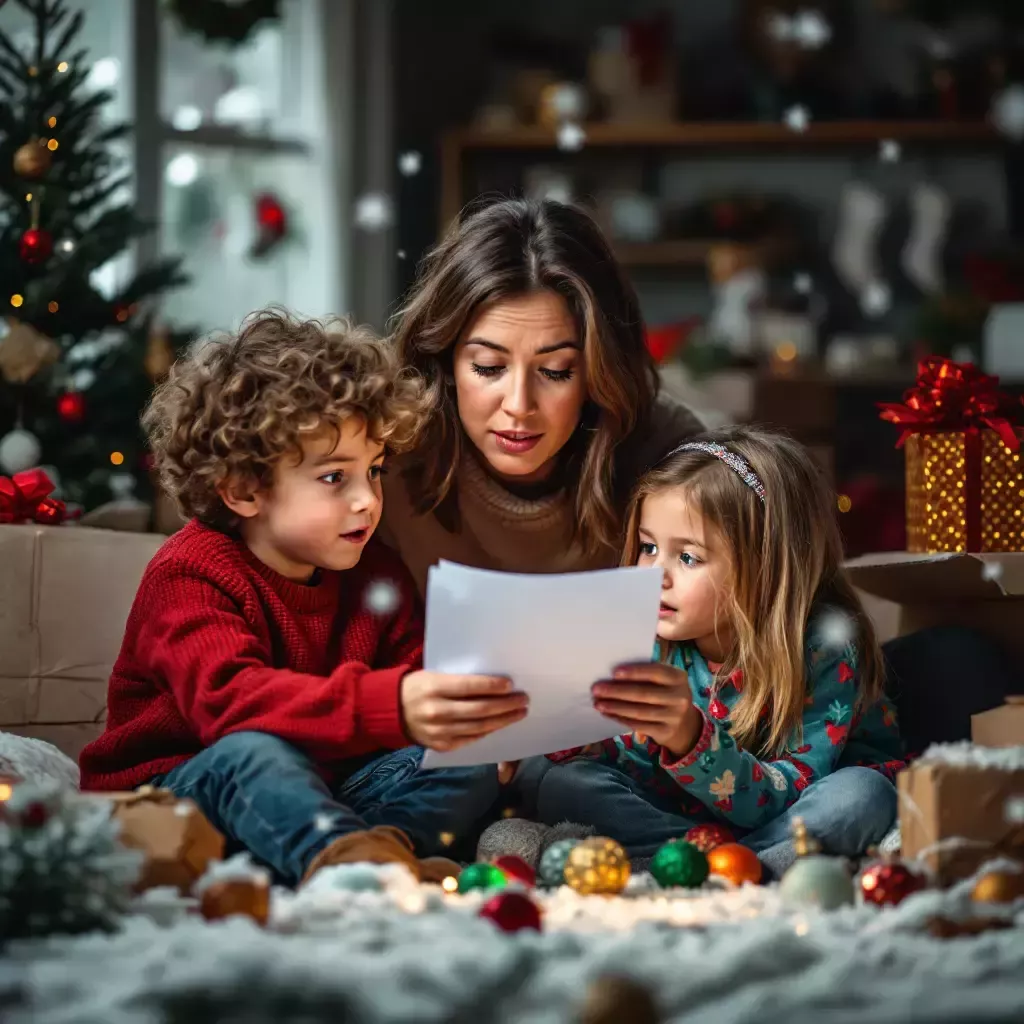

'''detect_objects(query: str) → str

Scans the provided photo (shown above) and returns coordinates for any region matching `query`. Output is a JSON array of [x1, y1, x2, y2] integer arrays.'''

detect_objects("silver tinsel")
[[0, 783, 142, 943]]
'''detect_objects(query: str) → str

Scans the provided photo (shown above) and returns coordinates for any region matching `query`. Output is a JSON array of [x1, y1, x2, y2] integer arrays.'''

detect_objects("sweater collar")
[[233, 534, 341, 613], [458, 447, 569, 529]]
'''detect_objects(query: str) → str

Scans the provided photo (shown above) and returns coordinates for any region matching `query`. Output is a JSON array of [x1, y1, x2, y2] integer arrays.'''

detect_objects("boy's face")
[[238, 417, 385, 581]]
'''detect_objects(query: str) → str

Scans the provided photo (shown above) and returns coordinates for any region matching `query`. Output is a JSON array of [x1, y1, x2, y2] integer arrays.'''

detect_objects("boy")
[[79, 311, 528, 886]]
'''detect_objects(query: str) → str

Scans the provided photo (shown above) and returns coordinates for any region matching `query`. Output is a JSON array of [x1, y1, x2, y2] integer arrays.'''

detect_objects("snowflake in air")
[[860, 281, 892, 318], [879, 139, 901, 163], [354, 192, 394, 232], [981, 561, 1004, 583], [556, 122, 586, 152], [397, 151, 422, 176], [365, 579, 400, 616], [783, 105, 810, 133], [817, 608, 855, 652]]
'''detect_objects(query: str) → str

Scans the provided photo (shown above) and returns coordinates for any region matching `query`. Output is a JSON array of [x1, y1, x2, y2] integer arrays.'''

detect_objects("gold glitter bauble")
[[970, 869, 1024, 905], [563, 836, 630, 895], [13, 140, 52, 179], [579, 975, 660, 1024]]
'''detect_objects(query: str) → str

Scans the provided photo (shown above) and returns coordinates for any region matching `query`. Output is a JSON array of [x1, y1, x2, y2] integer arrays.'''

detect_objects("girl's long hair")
[[390, 197, 658, 558], [622, 426, 884, 758]]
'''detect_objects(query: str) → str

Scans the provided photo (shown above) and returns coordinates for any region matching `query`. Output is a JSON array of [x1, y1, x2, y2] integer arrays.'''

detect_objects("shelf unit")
[[439, 119, 1001, 234]]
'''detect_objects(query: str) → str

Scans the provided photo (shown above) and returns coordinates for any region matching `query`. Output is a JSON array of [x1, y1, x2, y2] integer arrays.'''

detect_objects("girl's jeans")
[[154, 731, 499, 886]]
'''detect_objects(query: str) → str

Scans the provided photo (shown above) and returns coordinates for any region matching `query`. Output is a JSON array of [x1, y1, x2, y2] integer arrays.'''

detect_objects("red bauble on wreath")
[[57, 391, 86, 424], [250, 192, 288, 258], [20, 226, 53, 265]]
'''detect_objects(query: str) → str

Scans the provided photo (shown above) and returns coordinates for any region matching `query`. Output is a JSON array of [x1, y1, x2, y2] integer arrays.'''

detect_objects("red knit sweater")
[[79, 520, 423, 792]]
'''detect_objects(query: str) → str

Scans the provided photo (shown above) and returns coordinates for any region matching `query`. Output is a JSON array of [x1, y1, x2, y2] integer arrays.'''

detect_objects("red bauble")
[[478, 890, 542, 933], [19, 226, 53, 265], [19, 800, 49, 829], [57, 391, 86, 423], [492, 854, 536, 888], [684, 823, 735, 854], [256, 192, 286, 233], [859, 860, 927, 908]]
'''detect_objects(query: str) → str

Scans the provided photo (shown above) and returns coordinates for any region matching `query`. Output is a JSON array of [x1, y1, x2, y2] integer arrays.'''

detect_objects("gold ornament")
[[0, 318, 61, 384], [13, 139, 52, 179], [579, 975, 660, 1024], [144, 325, 175, 381], [563, 836, 631, 895], [970, 869, 1024, 905]]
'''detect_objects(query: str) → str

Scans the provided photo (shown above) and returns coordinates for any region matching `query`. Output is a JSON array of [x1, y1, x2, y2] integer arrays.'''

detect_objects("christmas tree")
[[0, 0, 189, 512]]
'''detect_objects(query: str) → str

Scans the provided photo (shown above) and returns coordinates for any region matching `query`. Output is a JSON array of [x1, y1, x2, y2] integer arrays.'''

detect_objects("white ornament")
[[365, 579, 400, 616], [860, 281, 892, 318], [354, 192, 395, 232], [396, 249, 407, 260], [879, 139, 901, 163], [108, 473, 136, 499], [0, 428, 42, 474], [793, 272, 813, 295], [783, 105, 810, 133], [556, 122, 586, 152], [991, 85, 1024, 143], [397, 151, 422, 177], [547, 83, 587, 122], [72, 367, 96, 391], [792, 10, 832, 50], [58, 237, 76, 254]]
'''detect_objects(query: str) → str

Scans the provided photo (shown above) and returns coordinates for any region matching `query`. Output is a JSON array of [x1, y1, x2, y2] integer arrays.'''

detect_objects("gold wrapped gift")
[[905, 430, 1024, 553]]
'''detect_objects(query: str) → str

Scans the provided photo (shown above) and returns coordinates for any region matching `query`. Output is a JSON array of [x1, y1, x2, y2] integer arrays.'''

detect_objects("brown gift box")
[[0, 523, 165, 759], [897, 755, 1024, 885], [972, 696, 1024, 749], [105, 786, 225, 893]]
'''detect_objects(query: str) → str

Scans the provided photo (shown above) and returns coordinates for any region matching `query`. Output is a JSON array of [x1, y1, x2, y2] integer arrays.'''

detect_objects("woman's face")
[[453, 290, 587, 484]]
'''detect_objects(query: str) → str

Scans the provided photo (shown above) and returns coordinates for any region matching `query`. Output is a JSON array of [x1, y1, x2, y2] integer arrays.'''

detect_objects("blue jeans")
[[535, 759, 896, 878], [154, 731, 500, 887]]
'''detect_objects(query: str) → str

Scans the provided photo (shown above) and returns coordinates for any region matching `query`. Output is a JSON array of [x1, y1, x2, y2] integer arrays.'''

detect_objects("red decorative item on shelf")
[[645, 319, 697, 364], [0, 467, 72, 525], [879, 356, 1024, 552], [19, 226, 53, 264], [859, 859, 927, 907], [478, 890, 542, 933], [684, 823, 735, 854], [492, 854, 536, 888], [57, 391, 86, 423], [250, 192, 288, 258]]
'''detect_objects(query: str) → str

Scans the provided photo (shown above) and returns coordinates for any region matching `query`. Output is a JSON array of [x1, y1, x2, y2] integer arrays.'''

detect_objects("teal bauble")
[[779, 855, 855, 909], [650, 839, 709, 889], [538, 839, 580, 888], [457, 862, 508, 894]]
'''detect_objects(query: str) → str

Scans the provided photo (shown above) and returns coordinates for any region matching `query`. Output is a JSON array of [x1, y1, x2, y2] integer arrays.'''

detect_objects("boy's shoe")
[[302, 824, 421, 884]]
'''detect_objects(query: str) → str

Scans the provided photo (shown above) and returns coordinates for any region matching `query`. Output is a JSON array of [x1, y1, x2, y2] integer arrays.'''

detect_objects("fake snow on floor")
[[3, 864, 1024, 1024]]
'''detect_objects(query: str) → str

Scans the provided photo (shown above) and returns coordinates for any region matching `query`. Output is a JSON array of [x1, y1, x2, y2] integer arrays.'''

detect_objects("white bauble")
[[0, 428, 42, 474]]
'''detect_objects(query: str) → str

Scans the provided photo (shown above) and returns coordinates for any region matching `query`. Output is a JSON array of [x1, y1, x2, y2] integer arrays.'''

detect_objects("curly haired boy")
[[79, 311, 528, 886]]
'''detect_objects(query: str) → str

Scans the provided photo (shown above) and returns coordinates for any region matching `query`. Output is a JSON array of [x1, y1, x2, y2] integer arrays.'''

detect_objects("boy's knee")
[[206, 730, 300, 772]]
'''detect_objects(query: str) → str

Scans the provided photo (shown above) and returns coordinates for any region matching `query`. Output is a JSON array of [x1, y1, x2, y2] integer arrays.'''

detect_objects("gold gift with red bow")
[[0, 467, 73, 525], [879, 358, 1024, 553]]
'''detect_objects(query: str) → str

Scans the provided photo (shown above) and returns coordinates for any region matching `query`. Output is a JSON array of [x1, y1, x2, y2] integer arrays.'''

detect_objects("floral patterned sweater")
[[547, 614, 906, 831]]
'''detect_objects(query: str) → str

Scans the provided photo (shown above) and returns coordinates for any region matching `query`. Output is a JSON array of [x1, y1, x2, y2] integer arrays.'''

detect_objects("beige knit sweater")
[[379, 394, 704, 595]]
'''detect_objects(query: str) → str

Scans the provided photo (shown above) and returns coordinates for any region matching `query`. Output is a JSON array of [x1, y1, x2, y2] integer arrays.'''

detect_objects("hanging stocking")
[[832, 183, 887, 296], [901, 182, 950, 295]]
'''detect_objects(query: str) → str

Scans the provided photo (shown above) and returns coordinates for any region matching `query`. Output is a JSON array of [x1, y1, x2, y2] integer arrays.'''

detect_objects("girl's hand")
[[592, 662, 703, 756]]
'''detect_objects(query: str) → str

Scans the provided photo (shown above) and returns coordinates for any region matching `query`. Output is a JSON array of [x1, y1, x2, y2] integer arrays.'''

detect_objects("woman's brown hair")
[[622, 426, 885, 758], [391, 197, 658, 558]]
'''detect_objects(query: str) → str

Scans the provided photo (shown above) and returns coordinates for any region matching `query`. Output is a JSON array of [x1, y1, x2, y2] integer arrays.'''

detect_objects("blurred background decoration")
[[0, 0, 1022, 552]]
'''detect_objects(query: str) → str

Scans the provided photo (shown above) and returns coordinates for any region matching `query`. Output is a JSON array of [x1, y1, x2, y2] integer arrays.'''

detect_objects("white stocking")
[[832, 183, 887, 296], [902, 182, 950, 295]]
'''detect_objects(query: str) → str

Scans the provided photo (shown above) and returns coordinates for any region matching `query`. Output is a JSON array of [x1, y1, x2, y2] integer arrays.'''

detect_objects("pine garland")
[[0, 782, 141, 943]]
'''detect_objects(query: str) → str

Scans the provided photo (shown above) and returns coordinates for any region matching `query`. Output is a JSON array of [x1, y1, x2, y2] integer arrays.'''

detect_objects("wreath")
[[166, 0, 282, 46]]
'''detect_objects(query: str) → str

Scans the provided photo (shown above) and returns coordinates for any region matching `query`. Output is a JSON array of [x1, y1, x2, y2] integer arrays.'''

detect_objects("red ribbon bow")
[[0, 468, 68, 525], [878, 356, 1024, 451]]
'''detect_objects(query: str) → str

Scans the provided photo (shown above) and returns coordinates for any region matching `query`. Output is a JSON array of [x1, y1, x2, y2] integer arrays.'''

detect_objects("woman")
[[379, 197, 704, 592]]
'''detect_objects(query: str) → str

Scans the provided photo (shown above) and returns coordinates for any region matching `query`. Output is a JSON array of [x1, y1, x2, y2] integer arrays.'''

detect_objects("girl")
[[535, 427, 904, 876]]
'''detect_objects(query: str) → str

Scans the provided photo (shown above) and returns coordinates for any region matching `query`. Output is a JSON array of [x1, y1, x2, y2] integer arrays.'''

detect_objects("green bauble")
[[650, 839, 709, 889], [456, 862, 508, 894], [538, 839, 580, 888], [779, 855, 855, 910]]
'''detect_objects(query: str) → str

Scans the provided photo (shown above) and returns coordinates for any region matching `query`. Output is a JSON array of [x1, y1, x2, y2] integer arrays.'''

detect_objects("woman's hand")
[[497, 761, 519, 785], [591, 662, 702, 756]]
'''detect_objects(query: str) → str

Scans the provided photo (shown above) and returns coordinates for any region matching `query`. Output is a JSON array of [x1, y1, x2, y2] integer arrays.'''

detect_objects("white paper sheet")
[[419, 561, 662, 768]]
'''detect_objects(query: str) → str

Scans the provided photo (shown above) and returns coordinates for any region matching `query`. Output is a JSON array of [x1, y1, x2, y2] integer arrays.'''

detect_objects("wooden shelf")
[[614, 240, 715, 267], [445, 119, 998, 151]]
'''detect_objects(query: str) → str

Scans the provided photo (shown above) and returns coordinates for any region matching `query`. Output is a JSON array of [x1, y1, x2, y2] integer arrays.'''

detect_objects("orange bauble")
[[706, 843, 762, 886]]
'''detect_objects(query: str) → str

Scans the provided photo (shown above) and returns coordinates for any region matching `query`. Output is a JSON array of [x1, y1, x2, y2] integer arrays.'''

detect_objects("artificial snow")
[[916, 741, 1024, 772], [4, 863, 1024, 1023]]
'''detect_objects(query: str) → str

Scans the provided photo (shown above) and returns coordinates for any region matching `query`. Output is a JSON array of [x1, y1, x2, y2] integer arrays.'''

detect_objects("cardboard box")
[[845, 551, 1024, 658], [972, 697, 1024, 748], [103, 786, 225, 893], [898, 752, 1024, 885], [0, 524, 165, 758]]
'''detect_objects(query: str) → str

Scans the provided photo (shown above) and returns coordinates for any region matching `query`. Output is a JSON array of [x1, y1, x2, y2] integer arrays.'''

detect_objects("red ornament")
[[57, 391, 86, 423], [859, 859, 927, 908], [19, 226, 53, 265], [478, 890, 542, 933], [19, 800, 49, 829], [492, 855, 536, 888], [684, 823, 735, 854], [251, 192, 288, 258]]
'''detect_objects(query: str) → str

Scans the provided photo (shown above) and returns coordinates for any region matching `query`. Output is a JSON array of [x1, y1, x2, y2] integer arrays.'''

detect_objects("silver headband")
[[665, 441, 766, 504]]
